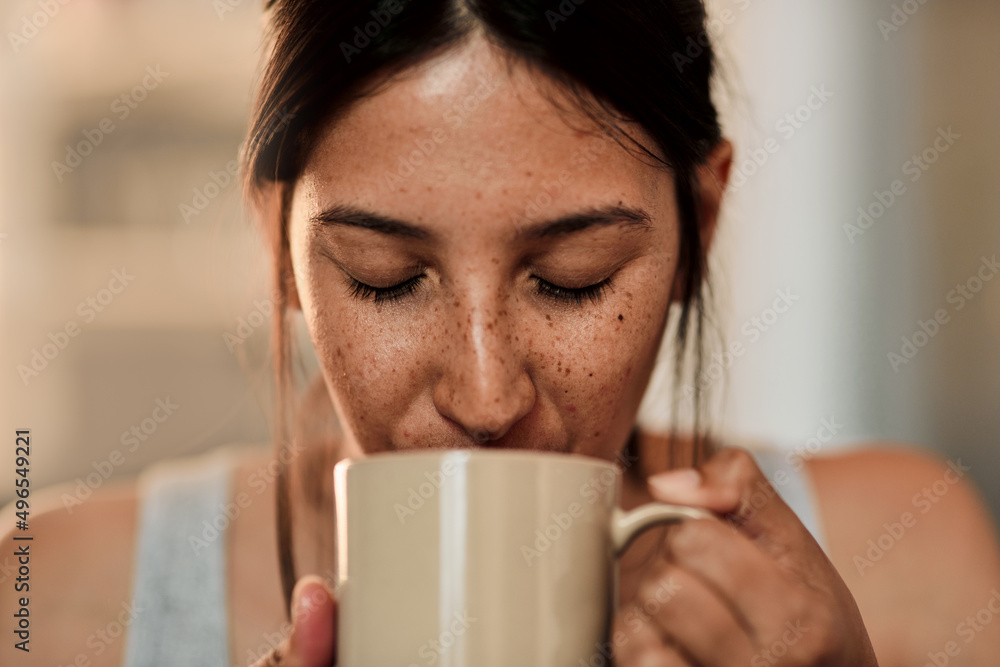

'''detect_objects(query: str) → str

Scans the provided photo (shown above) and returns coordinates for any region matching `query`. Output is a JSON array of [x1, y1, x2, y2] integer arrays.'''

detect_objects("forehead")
[[296, 35, 669, 229]]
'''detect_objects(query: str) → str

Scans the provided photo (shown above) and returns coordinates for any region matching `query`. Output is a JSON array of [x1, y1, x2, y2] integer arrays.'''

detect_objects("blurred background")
[[1, 0, 998, 528]]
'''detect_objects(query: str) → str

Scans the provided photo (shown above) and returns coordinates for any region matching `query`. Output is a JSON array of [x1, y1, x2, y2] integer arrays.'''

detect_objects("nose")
[[433, 294, 535, 444]]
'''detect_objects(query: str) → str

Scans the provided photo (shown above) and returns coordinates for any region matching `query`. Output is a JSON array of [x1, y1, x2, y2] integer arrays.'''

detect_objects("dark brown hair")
[[241, 0, 723, 617]]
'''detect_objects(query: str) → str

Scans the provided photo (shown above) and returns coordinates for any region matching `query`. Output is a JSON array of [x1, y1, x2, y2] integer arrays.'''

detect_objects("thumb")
[[647, 447, 805, 544], [253, 576, 337, 667], [288, 575, 338, 666]]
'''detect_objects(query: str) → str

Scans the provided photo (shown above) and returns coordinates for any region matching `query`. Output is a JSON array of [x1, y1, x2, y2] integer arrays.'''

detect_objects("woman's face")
[[286, 36, 689, 465]]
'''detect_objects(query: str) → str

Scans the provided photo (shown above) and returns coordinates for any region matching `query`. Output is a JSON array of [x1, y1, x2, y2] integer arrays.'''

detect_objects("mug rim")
[[333, 447, 621, 473]]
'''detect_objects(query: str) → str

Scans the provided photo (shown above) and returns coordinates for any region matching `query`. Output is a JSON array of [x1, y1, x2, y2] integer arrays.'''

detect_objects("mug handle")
[[611, 503, 715, 556]]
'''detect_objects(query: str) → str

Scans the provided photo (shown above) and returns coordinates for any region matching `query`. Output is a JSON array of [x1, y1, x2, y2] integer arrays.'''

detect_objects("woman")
[[4, 1, 1000, 666]]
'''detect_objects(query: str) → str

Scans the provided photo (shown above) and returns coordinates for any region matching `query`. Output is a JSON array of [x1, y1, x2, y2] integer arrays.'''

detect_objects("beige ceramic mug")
[[333, 448, 713, 667]]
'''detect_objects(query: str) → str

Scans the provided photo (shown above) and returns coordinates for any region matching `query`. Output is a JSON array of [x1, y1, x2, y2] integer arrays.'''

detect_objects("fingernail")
[[649, 468, 701, 494]]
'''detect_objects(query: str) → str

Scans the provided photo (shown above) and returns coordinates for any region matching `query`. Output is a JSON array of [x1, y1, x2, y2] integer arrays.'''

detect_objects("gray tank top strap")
[[748, 447, 829, 554], [123, 444, 253, 667]]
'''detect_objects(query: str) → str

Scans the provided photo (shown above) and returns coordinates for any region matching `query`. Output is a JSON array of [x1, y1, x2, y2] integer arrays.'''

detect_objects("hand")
[[612, 447, 879, 666], [251, 575, 338, 667]]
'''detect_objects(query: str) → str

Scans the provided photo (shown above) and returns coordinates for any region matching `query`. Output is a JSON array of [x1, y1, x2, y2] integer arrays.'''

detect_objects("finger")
[[648, 447, 812, 550], [618, 644, 691, 667], [250, 575, 337, 667], [250, 642, 290, 667], [631, 560, 756, 667], [665, 516, 805, 642], [612, 609, 691, 667], [250, 644, 285, 667], [288, 575, 338, 665]]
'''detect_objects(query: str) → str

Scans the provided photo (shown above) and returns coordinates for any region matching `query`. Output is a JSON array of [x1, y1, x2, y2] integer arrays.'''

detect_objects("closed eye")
[[346, 274, 615, 307], [533, 275, 614, 306], [348, 275, 425, 305]]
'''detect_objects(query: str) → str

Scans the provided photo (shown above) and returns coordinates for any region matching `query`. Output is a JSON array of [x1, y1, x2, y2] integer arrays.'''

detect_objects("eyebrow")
[[309, 203, 653, 241]]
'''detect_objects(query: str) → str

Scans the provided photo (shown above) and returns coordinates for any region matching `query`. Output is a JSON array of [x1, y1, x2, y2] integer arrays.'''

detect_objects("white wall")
[[640, 0, 1000, 523]]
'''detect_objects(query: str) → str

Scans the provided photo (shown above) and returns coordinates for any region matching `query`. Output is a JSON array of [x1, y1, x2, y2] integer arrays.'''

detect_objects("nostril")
[[471, 428, 492, 443]]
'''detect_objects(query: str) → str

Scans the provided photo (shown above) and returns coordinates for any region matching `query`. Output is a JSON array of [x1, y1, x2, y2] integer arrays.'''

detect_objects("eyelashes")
[[532, 276, 613, 306], [348, 275, 423, 305], [347, 274, 614, 307]]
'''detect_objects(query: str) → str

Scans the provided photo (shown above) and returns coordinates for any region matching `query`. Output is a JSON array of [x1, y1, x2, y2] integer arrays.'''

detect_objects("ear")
[[670, 139, 732, 303], [254, 181, 303, 311], [694, 138, 732, 258]]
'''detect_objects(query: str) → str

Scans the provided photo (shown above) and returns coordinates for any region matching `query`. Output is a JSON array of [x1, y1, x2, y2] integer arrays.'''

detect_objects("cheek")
[[534, 260, 673, 441], [308, 299, 432, 429], [545, 306, 656, 422]]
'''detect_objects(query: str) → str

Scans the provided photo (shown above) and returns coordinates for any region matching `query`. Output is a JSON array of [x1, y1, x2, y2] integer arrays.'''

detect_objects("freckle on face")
[[286, 34, 679, 462]]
